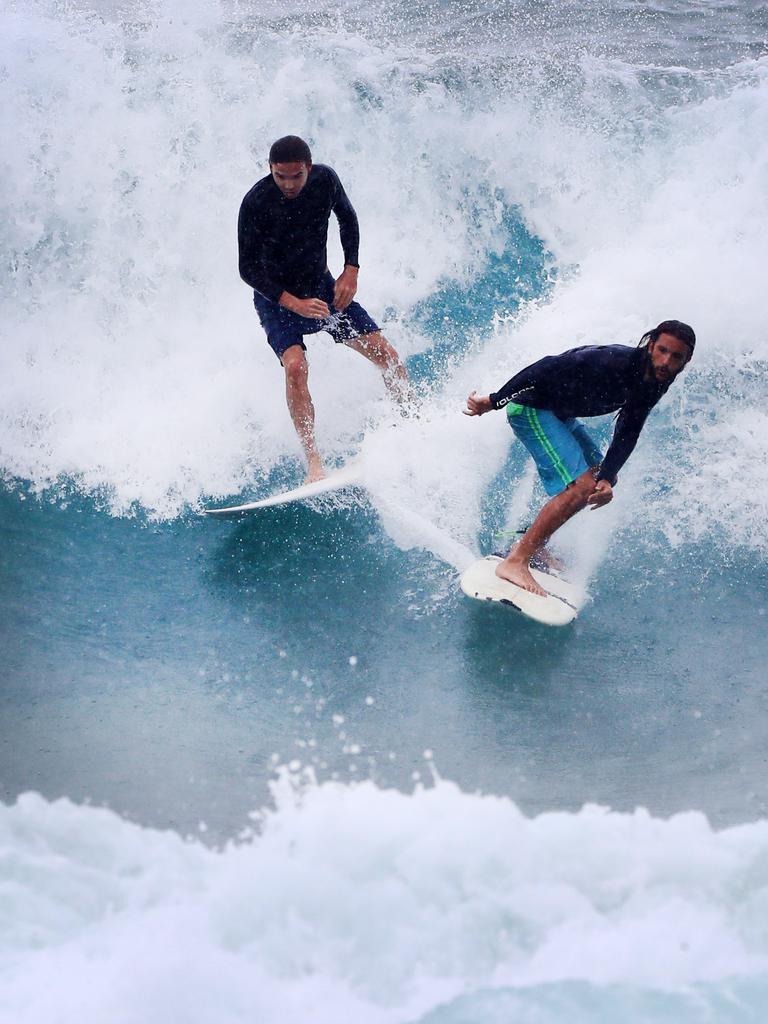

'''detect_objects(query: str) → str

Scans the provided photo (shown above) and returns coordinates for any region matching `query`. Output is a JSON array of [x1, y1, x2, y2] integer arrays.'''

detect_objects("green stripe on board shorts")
[[505, 403, 604, 497]]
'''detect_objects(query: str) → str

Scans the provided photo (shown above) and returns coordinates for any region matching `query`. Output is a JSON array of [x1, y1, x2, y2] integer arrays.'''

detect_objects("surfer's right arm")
[[238, 194, 330, 318], [463, 391, 493, 416], [237, 195, 284, 302], [279, 294, 330, 318], [464, 361, 539, 415]]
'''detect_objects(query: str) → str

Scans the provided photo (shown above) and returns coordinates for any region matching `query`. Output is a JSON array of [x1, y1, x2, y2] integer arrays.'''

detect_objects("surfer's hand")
[[587, 479, 613, 508], [463, 391, 493, 416], [284, 296, 330, 319], [334, 266, 358, 310]]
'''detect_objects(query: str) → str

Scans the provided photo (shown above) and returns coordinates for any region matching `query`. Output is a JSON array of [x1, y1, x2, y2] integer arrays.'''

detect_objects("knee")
[[374, 337, 402, 370], [283, 351, 308, 387]]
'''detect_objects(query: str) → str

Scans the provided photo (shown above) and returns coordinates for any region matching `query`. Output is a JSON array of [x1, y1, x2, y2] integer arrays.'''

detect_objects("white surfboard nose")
[[203, 460, 363, 516]]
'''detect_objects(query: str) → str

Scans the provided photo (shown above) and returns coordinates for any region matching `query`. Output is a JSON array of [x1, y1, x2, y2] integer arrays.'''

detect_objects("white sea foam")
[[2, 2, 767, 559], [2, 777, 768, 1023]]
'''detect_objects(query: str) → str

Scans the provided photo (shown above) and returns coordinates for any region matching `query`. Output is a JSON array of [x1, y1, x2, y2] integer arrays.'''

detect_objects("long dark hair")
[[639, 319, 696, 354]]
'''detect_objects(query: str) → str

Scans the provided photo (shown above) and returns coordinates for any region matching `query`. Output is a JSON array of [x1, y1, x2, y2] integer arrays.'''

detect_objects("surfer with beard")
[[464, 321, 696, 596]]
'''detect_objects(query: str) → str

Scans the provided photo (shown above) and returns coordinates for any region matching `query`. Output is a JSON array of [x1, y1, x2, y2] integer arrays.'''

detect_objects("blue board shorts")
[[506, 403, 604, 497], [253, 270, 380, 362]]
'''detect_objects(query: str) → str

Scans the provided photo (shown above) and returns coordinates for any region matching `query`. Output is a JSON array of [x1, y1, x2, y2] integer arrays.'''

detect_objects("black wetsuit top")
[[238, 164, 360, 304], [489, 344, 670, 485]]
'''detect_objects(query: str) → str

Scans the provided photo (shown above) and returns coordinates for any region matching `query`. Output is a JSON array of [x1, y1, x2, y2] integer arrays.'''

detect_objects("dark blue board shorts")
[[506, 402, 604, 497], [254, 270, 380, 362]]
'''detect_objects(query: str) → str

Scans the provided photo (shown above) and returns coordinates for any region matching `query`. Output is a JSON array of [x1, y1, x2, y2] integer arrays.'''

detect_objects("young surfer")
[[464, 320, 696, 595], [238, 135, 409, 482]]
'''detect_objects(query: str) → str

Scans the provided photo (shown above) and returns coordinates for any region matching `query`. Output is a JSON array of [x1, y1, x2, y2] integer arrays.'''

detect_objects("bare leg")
[[282, 345, 325, 483], [496, 469, 597, 596], [344, 331, 411, 407], [505, 529, 564, 572]]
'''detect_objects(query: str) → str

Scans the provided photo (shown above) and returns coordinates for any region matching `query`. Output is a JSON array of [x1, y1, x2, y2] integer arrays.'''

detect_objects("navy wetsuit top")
[[238, 164, 360, 304], [489, 344, 669, 485]]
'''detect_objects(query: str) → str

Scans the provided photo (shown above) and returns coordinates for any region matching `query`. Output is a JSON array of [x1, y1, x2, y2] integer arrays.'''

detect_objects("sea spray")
[[2, 776, 768, 1023], [3, 3, 767, 555]]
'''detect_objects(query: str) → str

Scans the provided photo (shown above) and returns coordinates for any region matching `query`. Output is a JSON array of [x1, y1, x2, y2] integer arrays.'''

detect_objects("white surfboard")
[[204, 461, 363, 517], [460, 555, 586, 626]]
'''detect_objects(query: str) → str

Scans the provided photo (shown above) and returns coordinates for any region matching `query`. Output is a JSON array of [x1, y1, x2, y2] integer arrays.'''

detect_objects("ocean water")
[[2, 1, 768, 1020]]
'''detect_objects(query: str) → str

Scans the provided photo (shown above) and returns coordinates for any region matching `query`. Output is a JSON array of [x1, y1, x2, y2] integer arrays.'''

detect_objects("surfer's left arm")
[[587, 478, 613, 508], [597, 401, 653, 486], [334, 265, 358, 311], [329, 168, 360, 310]]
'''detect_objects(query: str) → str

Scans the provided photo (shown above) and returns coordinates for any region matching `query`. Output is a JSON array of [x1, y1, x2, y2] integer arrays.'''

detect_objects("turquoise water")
[[3, 1, 768, 1020], [4, 480, 768, 842]]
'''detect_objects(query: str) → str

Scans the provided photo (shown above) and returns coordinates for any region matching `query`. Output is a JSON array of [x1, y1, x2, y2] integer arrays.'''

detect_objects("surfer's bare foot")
[[495, 549, 547, 597], [305, 456, 326, 484]]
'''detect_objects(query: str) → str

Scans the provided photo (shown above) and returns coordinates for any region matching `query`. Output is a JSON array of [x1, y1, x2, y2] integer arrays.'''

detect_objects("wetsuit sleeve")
[[237, 197, 284, 303], [488, 357, 551, 409], [329, 169, 360, 268], [597, 402, 654, 485]]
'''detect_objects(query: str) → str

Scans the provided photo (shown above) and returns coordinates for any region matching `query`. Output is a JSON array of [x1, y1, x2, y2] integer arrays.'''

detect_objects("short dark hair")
[[269, 135, 312, 165], [639, 319, 696, 354]]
